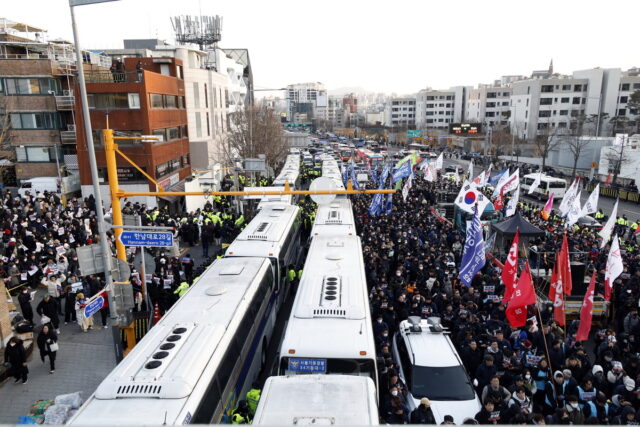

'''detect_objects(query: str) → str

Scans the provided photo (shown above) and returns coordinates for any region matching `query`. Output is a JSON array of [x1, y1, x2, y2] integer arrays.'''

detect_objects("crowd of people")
[[354, 168, 640, 425]]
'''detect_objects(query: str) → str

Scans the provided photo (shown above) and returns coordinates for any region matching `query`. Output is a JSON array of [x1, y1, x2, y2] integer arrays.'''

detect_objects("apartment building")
[[415, 86, 468, 130], [0, 19, 110, 182], [510, 68, 640, 140], [286, 82, 327, 123], [75, 57, 190, 210], [465, 86, 512, 129], [384, 97, 416, 128]]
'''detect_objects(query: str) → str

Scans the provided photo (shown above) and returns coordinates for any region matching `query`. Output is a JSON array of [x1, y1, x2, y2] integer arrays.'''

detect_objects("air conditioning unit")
[[63, 90, 74, 97], [67, 125, 76, 131]]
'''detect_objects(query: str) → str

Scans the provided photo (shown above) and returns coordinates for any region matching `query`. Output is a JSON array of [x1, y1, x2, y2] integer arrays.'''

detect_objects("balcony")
[[55, 94, 75, 110], [85, 70, 143, 84]]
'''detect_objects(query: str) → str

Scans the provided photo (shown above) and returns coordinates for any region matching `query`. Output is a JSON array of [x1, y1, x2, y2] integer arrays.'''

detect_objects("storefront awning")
[[157, 180, 185, 203]]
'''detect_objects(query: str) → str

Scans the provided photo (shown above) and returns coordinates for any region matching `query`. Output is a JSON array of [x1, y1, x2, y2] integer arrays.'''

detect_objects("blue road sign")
[[119, 231, 174, 247], [84, 296, 104, 318]]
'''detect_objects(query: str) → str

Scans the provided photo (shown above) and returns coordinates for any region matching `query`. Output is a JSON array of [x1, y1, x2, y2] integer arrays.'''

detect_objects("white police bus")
[[69, 257, 276, 424], [278, 234, 378, 391]]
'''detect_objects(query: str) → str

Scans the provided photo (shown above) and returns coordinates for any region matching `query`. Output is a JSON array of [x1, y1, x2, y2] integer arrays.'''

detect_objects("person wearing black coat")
[[4, 337, 28, 383], [36, 295, 59, 330], [17, 287, 33, 323], [410, 398, 437, 424], [37, 324, 58, 373], [475, 355, 498, 393]]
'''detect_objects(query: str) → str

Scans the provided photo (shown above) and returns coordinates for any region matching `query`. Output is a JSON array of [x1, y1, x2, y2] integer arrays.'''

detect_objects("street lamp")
[[69, 0, 121, 325]]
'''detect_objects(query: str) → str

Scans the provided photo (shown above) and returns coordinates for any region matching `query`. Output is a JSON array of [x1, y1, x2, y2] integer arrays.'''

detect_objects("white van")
[[393, 317, 481, 424], [521, 173, 568, 200], [18, 177, 60, 198]]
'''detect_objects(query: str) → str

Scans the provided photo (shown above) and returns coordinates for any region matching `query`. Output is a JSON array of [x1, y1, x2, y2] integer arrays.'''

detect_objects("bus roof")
[[70, 257, 271, 425], [253, 375, 378, 425], [311, 198, 355, 237], [225, 205, 299, 258], [280, 235, 374, 360]]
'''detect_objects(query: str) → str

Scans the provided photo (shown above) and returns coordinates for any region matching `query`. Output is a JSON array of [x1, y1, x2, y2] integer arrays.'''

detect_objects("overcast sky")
[[4, 0, 638, 94]]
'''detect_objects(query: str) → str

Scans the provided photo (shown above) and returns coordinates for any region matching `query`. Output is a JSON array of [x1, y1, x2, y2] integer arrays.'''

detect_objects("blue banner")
[[459, 211, 486, 287], [369, 193, 383, 216], [372, 168, 378, 185], [350, 162, 360, 190], [385, 193, 393, 214], [288, 358, 327, 373], [488, 169, 508, 186], [392, 162, 412, 184], [379, 164, 390, 189], [342, 165, 348, 186]]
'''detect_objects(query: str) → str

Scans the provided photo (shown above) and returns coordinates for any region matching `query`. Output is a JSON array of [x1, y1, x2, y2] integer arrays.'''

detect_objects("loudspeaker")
[[570, 262, 587, 295]]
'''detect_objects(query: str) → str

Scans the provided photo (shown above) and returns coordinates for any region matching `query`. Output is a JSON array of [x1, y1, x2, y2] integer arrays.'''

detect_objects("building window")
[[204, 83, 208, 108], [538, 110, 551, 118], [213, 87, 218, 108], [178, 96, 185, 109], [540, 98, 552, 105], [89, 93, 137, 109], [618, 109, 626, 116], [426, 96, 434, 101], [128, 93, 140, 109], [10, 112, 61, 129], [486, 102, 496, 108], [15, 146, 57, 162], [164, 95, 177, 109], [559, 110, 569, 116], [225, 89, 229, 108], [560, 97, 570, 103], [485, 112, 495, 117], [195, 112, 202, 137], [3, 78, 61, 95], [193, 82, 200, 108], [541, 85, 554, 93], [620, 83, 630, 91], [206, 112, 210, 136], [487, 92, 496, 98], [572, 97, 581, 105], [150, 93, 164, 108], [620, 96, 629, 104], [168, 127, 180, 140], [562, 84, 571, 90]]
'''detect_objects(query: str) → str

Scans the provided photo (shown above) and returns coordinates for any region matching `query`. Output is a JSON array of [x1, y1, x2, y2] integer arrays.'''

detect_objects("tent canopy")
[[490, 212, 545, 238]]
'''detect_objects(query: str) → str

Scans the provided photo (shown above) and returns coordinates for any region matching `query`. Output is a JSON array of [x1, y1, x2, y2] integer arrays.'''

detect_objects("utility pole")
[[69, 0, 118, 325]]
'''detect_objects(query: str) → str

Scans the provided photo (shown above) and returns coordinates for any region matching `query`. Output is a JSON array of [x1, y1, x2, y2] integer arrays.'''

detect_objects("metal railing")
[[60, 130, 77, 143], [54, 95, 75, 109], [85, 70, 143, 84]]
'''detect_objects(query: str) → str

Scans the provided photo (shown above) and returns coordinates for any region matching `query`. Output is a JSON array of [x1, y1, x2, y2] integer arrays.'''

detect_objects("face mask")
[[391, 390, 398, 396], [396, 273, 401, 276], [10, 342, 15, 347], [383, 333, 388, 337], [525, 374, 531, 380], [377, 319, 383, 323], [570, 403, 579, 409], [605, 356, 613, 362]]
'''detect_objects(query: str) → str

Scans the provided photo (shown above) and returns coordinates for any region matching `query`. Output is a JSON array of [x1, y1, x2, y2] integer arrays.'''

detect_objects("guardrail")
[[587, 184, 640, 204], [85, 70, 143, 84]]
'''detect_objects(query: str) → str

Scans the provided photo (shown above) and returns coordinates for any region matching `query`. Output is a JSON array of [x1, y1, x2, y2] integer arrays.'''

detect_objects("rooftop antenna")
[[171, 15, 222, 51]]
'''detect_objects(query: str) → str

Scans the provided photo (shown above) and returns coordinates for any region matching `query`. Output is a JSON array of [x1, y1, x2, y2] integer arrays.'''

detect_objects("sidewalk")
[[0, 289, 116, 424], [0, 241, 213, 423]]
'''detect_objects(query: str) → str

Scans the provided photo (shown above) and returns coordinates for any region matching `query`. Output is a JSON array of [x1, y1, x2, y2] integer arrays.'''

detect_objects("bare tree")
[[604, 143, 633, 186], [533, 125, 562, 171], [609, 115, 631, 136], [223, 104, 288, 173], [566, 113, 592, 178]]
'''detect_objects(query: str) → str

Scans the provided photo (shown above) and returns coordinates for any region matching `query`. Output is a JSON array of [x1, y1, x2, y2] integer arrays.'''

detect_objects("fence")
[[85, 70, 143, 84], [587, 184, 640, 204]]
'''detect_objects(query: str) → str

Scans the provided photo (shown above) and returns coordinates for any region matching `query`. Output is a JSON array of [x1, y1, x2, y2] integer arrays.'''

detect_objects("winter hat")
[[554, 370, 564, 378], [562, 369, 573, 379], [421, 398, 431, 407], [592, 365, 604, 375], [624, 376, 636, 392]]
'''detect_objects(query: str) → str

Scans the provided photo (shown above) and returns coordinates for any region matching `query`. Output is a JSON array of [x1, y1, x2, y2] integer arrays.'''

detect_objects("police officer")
[[246, 382, 261, 416], [595, 208, 605, 221], [231, 400, 251, 424], [174, 281, 189, 298]]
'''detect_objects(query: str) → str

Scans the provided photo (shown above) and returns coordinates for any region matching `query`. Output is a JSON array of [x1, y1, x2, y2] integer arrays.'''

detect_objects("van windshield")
[[411, 365, 476, 400], [21, 183, 32, 189]]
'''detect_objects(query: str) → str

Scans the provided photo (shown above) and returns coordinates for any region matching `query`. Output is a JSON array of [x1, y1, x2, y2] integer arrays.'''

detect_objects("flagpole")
[[525, 250, 558, 407]]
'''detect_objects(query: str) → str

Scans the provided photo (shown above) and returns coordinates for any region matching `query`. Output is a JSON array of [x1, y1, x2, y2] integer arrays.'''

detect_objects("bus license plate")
[[288, 358, 327, 373]]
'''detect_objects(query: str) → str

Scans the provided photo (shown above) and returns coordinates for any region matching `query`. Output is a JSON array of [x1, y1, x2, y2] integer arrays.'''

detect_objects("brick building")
[[75, 57, 191, 209], [0, 19, 110, 184]]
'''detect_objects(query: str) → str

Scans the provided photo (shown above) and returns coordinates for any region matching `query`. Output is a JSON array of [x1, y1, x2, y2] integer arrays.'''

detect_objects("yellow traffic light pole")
[[102, 129, 395, 352]]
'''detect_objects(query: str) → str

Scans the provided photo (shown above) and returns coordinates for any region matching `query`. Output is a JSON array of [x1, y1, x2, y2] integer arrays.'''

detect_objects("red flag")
[[576, 272, 597, 341], [501, 231, 519, 305], [558, 234, 573, 296], [510, 262, 537, 307], [494, 187, 504, 210], [548, 262, 565, 326], [605, 172, 612, 186], [506, 305, 528, 328]]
